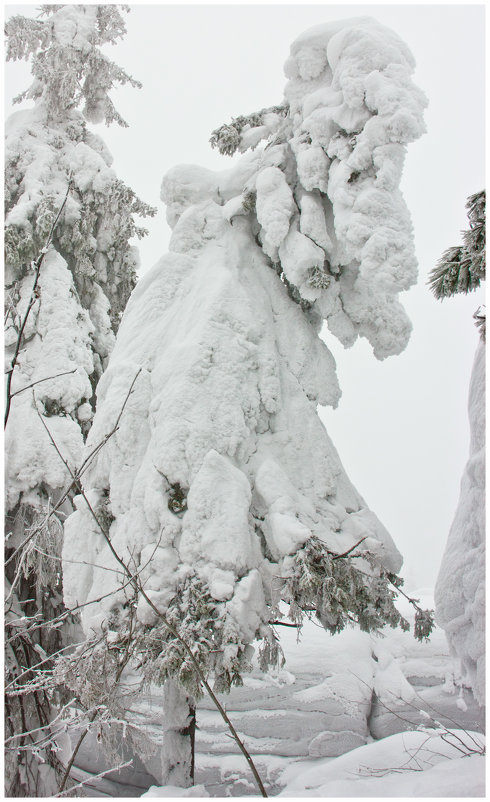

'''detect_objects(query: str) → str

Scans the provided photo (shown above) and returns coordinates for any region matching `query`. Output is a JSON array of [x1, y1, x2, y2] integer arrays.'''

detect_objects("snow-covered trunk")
[[434, 340, 485, 705], [161, 681, 196, 788]]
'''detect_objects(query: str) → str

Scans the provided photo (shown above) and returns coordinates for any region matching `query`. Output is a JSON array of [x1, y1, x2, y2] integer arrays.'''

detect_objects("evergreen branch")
[[428, 189, 485, 301]]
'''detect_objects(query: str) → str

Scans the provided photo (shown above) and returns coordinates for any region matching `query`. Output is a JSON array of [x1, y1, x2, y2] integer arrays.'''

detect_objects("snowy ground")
[[143, 729, 485, 798], [68, 590, 484, 797]]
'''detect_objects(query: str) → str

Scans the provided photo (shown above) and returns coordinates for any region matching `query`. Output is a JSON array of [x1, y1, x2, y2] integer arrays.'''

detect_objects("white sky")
[[4, 3, 486, 587]]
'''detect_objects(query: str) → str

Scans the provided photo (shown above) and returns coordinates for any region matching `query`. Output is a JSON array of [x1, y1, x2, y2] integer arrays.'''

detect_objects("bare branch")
[[10, 369, 78, 399], [331, 536, 368, 560], [55, 759, 133, 797], [58, 710, 98, 794]]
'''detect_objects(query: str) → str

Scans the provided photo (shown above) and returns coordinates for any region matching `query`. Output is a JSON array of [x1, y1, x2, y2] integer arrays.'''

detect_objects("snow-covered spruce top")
[[5, 6, 155, 511], [63, 18, 426, 693]]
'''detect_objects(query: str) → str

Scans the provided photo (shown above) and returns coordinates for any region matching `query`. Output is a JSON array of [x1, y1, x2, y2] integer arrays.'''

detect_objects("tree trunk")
[[161, 679, 196, 787]]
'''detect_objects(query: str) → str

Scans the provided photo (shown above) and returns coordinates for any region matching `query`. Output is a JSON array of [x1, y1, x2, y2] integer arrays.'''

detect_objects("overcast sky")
[[4, 3, 485, 588]]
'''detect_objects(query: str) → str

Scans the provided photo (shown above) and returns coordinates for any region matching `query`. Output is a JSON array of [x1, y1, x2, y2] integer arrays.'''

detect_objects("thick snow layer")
[[64, 206, 402, 641], [143, 785, 209, 797], [278, 729, 485, 797], [4, 82, 148, 514], [5, 249, 95, 510], [160, 18, 425, 359], [5, 101, 140, 329], [284, 17, 425, 356], [434, 341, 485, 705]]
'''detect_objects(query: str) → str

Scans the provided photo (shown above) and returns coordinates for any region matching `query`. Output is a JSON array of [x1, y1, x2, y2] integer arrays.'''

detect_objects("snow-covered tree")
[[4, 5, 154, 795], [434, 342, 485, 706], [434, 193, 486, 707], [61, 17, 427, 789]]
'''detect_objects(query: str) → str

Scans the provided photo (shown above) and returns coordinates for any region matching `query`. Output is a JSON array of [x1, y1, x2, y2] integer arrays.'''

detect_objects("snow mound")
[[278, 729, 485, 797], [143, 783, 209, 797]]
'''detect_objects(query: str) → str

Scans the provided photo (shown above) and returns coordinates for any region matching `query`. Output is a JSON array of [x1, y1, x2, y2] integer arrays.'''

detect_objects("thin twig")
[[4, 698, 77, 745], [331, 536, 368, 560], [10, 369, 78, 399], [55, 758, 133, 797], [6, 530, 165, 643], [58, 710, 98, 794]]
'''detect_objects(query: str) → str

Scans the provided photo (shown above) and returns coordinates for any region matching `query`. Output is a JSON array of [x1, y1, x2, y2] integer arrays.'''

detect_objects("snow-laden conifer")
[[4, 6, 154, 795], [434, 341, 485, 705], [62, 17, 427, 788], [433, 194, 486, 707]]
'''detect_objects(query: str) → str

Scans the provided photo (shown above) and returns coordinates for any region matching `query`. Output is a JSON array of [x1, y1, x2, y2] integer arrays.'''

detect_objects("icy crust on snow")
[[63, 203, 401, 650], [5, 249, 96, 510], [434, 342, 485, 705]]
